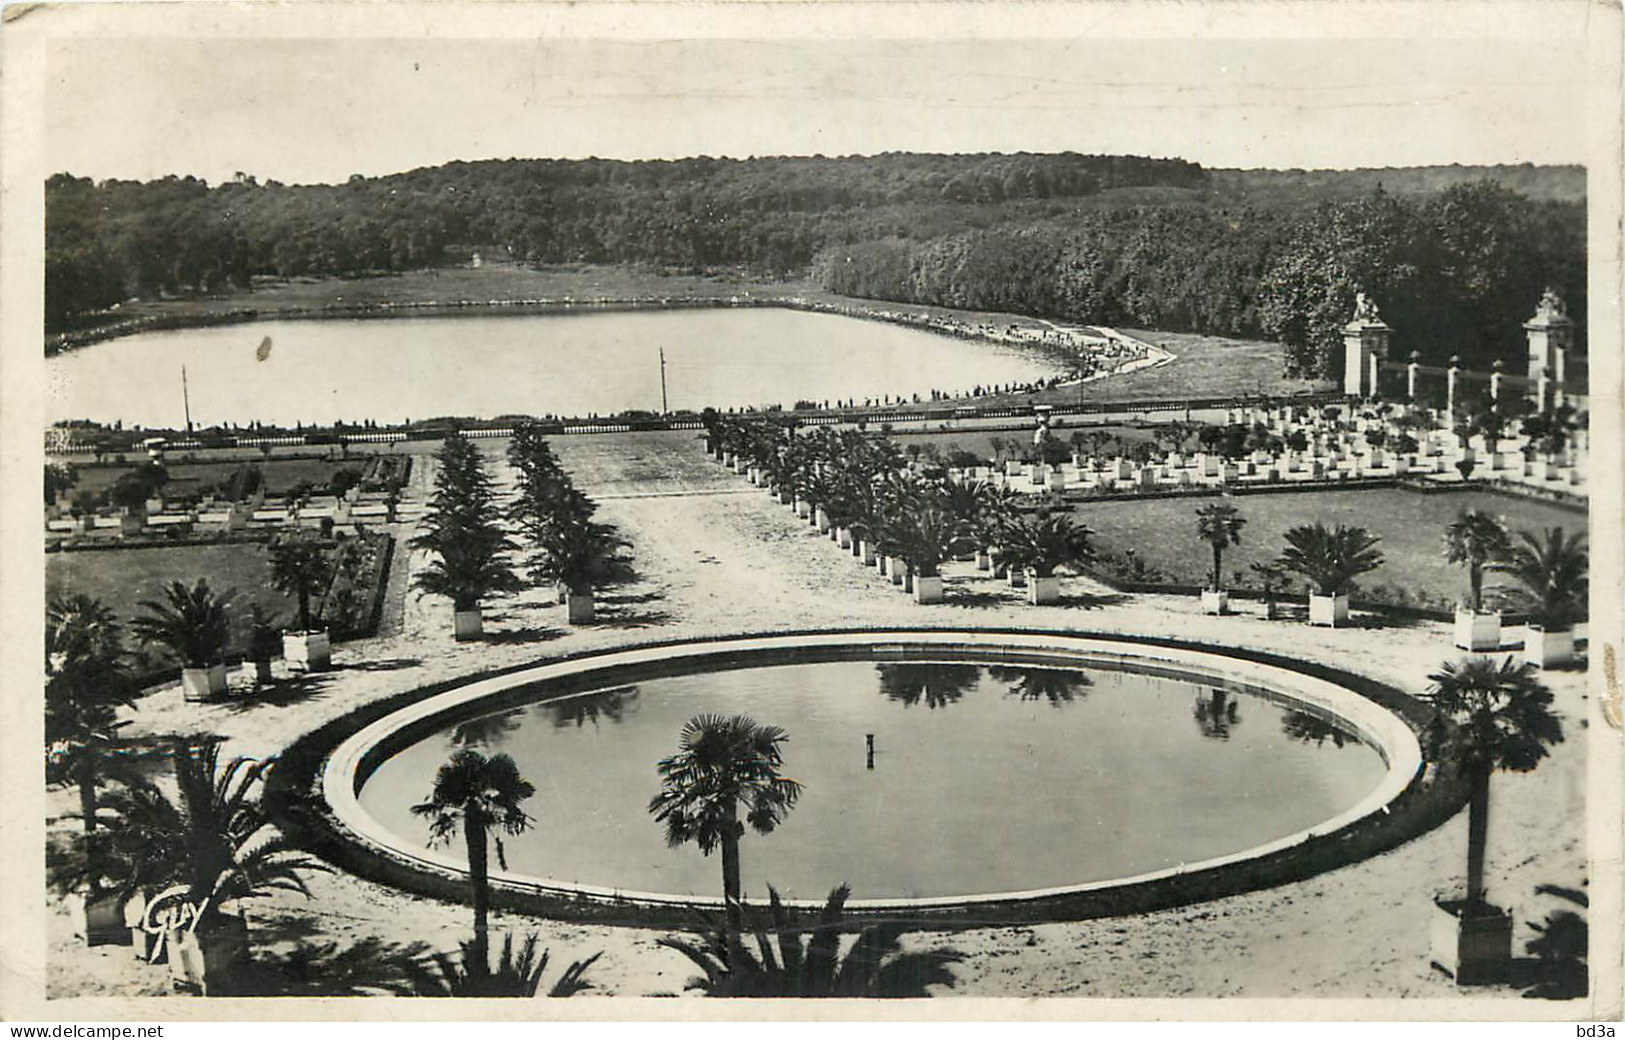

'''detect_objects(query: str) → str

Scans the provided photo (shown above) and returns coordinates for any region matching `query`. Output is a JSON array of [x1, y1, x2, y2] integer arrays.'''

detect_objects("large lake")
[[46, 308, 1058, 428], [357, 659, 1386, 901]]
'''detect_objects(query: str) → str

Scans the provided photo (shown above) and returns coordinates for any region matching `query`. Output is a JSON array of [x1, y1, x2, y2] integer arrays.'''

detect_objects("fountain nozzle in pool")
[[866, 733, 875, 770]]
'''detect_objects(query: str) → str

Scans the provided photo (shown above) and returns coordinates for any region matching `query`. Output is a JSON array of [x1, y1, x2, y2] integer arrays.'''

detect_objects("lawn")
[[47, 542, 298, 661], [61, 453, 387, 504], [1074, 486, 1588, 610]]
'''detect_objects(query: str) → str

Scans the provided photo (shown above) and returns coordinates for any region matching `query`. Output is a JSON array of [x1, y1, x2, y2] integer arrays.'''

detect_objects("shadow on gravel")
[[483, 626, 564, 645]]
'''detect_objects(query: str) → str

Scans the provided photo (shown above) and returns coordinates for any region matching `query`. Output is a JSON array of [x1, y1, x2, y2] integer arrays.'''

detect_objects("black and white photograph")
[[2, 0, 1621, 1021]]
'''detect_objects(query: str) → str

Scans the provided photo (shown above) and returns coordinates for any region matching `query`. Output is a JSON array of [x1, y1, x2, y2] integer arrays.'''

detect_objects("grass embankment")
[[52, 264, 1329, 404]]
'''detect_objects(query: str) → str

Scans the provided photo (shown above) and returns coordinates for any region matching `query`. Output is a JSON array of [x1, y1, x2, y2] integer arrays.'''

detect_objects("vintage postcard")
[[1, 0, 1620, 1023]]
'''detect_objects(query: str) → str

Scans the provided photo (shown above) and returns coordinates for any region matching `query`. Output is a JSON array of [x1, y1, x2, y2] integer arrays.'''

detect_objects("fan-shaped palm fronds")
[[1486, 527, 1587, 629], [411, 749, 536, 970], [1444, 510, 1512, 612], [1277, 523, 1384, 596], [130, 579, 234, 667], [1195, 502, 1247, 591], [649, 714, 802, 938], [876, 662, 981, 710], [1422, 656, 1563, 906], [411, 932, 601, 997], [658, 884, 961, 997]]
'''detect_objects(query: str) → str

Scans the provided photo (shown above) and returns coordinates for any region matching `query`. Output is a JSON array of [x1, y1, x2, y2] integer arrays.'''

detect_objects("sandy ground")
[[46, 431, 1596, 1001]]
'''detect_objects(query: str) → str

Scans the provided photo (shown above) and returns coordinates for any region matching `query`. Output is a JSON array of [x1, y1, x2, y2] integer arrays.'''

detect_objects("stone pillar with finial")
[[1342, 291, 1391, 398], [1524, 288, 1573, 391]]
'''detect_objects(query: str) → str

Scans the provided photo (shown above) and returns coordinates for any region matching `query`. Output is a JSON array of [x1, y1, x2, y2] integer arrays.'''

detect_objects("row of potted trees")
[[705, 416, 1097, 604], [409, 428, 629, 639]]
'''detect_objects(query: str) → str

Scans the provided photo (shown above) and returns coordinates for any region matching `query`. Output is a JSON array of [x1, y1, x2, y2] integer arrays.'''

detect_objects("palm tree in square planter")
[[268, 533, 333, 671], [1488, 527, 1588, 669], [412, 749, 536, 976], [1004, 512, 1095, 605], [103, 741, 329, 994], [45, 594, 140, 945], [1195, 501, 1247, 615], [1277, 523, 1384, 627], [1444, 510, 1513, 652], [243, 605, 282, 685], [1421, 656, 1563, 984], [894, 505, 956, 604], [131, 579, 234, 700]]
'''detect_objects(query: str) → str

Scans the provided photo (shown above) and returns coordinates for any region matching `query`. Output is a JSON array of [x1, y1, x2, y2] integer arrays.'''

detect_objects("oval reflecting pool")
[[355, 656, 1388, 902]]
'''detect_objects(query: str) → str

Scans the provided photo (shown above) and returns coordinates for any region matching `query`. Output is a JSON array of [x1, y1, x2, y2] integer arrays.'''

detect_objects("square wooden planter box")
[[913, 575, 944, 604], [1453, 609, 1502, 652], [1523, 625, 1575, 669], [1201, 589, 1229, 615], [452, 609, 483, 641], [1026, 574, 1060, 605], [1308, 593, 1350, 627], [283, 630, 331, 671], [1430, 898, 1513, 985], [180, 664, 229, 702]]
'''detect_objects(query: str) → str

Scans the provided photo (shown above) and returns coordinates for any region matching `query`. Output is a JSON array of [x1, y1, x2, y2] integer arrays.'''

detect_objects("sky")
[[44, 23, 1593, 186]]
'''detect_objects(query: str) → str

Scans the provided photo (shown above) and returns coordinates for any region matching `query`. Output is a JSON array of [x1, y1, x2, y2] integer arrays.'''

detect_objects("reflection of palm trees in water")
[[875, 663, 981, 710], [1280, 709, 1357, 749], [543, 686, 639, 729], [450, 708, 523, 749], [1193, 687, 1241, 740], [987, 666, 1092, 707]]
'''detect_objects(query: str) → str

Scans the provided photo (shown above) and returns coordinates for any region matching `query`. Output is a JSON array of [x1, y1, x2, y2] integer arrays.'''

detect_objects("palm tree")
[[267, 534, 332, 634], [1277, 523, 1384, 626], [658, 884, 960, 997], [412, 932, 601, 997], [130, 579, 234, 669], [1195, 502, 1247, 592], [1422, 656, 1563, 907], [45, 595, 136, 867], [1487, 527, 1588, 667], [1444, 510, 1512, 614], [1487, 527, 1588, 629], [411, 749, 536, 972], [648, 715, 803, 940]]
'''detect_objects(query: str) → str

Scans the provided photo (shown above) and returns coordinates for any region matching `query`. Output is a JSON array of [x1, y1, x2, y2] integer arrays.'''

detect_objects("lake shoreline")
[[46, 273, 1103, 376]]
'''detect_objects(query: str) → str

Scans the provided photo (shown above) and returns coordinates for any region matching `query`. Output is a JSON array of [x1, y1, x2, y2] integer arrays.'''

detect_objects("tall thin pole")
[[182, 365, 193, 433], [659, 347, 669, 416]]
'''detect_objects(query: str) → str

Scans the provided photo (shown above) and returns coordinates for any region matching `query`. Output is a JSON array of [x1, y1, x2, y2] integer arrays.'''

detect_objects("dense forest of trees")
[[45, 152, 1585, 377]]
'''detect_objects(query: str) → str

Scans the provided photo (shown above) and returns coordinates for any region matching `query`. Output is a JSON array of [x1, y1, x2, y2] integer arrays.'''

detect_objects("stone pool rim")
[[318, 629, 1427, 918]]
